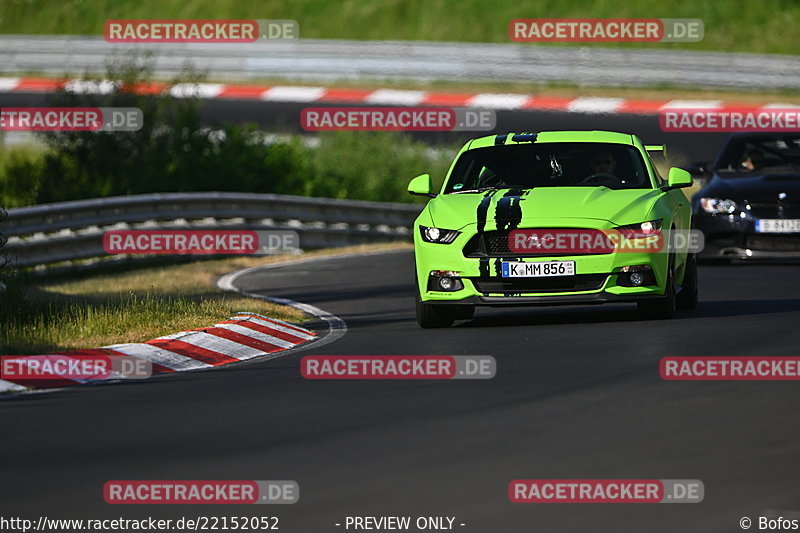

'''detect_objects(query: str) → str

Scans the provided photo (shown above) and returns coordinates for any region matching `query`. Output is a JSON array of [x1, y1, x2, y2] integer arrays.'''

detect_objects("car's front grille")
[[748, 202, 800, 219], [745, 234, 800, 252], [469, 274, 607, 294], [463, 230, 612, 257]]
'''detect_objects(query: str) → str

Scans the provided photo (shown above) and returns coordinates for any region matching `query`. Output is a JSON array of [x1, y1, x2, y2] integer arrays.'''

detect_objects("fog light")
[[618, 265, 655, 287], [427, 270, 464, 292]]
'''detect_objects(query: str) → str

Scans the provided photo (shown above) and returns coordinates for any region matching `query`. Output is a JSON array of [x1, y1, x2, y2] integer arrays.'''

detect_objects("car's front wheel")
[[454, 305, 475, 320], [676, 253, 699, 310], [416, 296, 456, 328], [637, 255, 676, 319]]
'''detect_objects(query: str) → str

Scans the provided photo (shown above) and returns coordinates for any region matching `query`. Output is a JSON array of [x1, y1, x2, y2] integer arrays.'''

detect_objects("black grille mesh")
[[748, 202, 800, 219], [463, 230, 612, 257], [469, 274, 607, 294], [745, 234, 800, 252]]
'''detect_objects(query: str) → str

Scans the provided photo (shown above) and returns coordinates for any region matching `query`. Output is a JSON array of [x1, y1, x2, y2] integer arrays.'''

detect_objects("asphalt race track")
[[0, 88, 796, 532], [2, 250, 800, 533]]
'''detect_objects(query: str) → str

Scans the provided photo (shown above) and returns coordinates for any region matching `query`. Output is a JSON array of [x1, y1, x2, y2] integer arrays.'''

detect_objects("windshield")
[[715, 135, 800, 175], [444, 142, 652, 193]]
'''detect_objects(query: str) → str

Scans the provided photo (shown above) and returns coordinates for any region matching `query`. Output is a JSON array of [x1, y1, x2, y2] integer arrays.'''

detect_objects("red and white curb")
[[0, 313, 316, 393], [0, 76, 793, 116], [217, 254, 351, 351]]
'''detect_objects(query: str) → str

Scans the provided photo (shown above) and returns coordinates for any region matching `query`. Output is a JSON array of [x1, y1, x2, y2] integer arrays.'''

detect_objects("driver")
[[579, 150, 623, 187], [590, 151, 617, 175], [741, 149, 765, 171]]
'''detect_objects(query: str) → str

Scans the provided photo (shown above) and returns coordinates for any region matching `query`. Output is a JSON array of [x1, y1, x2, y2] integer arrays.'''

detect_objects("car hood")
[[702, 172, 800, 203], [428, 187, 662, 230]]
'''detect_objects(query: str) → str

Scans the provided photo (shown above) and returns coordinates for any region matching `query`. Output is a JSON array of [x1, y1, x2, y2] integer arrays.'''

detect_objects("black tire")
[[454, 305, 475, 321], [637, 255, 676, 319], [416, 297, 456, 328], [676, 253, 699, 310]]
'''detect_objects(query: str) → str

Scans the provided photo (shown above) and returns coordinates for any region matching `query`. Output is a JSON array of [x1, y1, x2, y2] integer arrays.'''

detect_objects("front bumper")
[[702, 243, 800, 260], [695, 212, 800, 259], [415, 224, 672, 306]]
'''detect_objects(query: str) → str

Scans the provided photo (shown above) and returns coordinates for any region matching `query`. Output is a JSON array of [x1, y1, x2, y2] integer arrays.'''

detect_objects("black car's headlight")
[[420, 226, 460, 244], [700, 198, 738, 214]]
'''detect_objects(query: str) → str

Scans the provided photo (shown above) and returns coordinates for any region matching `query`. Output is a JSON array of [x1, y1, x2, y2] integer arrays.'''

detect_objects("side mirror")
[[408, 173, 435, 197], [667, 167, 693, 189]]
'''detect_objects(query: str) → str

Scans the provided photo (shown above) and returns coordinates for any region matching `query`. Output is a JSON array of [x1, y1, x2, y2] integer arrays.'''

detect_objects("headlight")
[[616, 219, 663, 238], [420, 226, 460, 244], [700, 198, 738, 214]]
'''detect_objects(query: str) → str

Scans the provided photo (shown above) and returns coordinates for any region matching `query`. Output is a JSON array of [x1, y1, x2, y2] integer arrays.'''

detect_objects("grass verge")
[[0, 242, 411, 354], [1, 0, 799, 55]]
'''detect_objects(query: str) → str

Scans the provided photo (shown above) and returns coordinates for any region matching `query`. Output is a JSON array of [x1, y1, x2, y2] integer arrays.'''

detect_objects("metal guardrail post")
[[2, 37, 800, 90]]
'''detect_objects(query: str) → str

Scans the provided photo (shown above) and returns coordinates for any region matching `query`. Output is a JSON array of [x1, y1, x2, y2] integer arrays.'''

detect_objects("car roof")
[[466, 131, 637, 150]]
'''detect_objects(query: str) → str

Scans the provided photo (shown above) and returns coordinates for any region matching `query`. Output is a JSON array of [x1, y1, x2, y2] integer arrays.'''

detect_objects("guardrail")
[[2, 36, 800, 90], [0, 206, 8, 290], [2, 192, 423, 268]]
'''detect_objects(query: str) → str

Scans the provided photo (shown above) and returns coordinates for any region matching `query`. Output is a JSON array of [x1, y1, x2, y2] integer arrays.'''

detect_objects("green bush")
[[0, 145, 48, 207], [2, 0, 800, 54], [306, 132, 451, 202], [0, 58, 455, 207]]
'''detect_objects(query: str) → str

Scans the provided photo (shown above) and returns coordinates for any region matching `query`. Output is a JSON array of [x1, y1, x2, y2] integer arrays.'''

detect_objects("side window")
[[647, 154, 665, 186]]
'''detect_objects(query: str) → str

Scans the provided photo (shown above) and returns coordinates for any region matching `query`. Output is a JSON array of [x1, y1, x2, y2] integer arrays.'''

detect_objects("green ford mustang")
[[408, 130, 698, 328]]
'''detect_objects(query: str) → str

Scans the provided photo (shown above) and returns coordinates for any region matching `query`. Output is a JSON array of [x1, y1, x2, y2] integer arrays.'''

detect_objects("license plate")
[[501, 260, 575, 278], [756, 219, 800, 233]]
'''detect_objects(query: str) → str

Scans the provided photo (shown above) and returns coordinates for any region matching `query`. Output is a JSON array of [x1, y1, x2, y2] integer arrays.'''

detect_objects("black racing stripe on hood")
[[494, 134, 508, 145], [476, 189, 500, 279], [493, 189, 530, 285], [476, 189, 498, 234], [494, 188, 526, 231], [511, 133, 538, 143]]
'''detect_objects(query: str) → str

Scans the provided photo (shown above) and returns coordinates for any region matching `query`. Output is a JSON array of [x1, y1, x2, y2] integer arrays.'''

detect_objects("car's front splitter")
[[427, 290, 669, 307]]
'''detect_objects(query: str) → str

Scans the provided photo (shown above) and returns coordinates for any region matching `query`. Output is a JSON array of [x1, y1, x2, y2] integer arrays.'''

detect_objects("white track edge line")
[[1, 249, 404, 397], [215, 250, 409, 353]]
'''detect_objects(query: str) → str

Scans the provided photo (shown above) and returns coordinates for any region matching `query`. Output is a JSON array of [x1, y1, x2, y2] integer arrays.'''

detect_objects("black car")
[[690, 132, 800, 260]]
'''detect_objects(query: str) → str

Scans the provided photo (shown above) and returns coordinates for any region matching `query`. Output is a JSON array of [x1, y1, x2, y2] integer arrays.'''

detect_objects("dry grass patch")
[[0, 242, 411, 354]]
